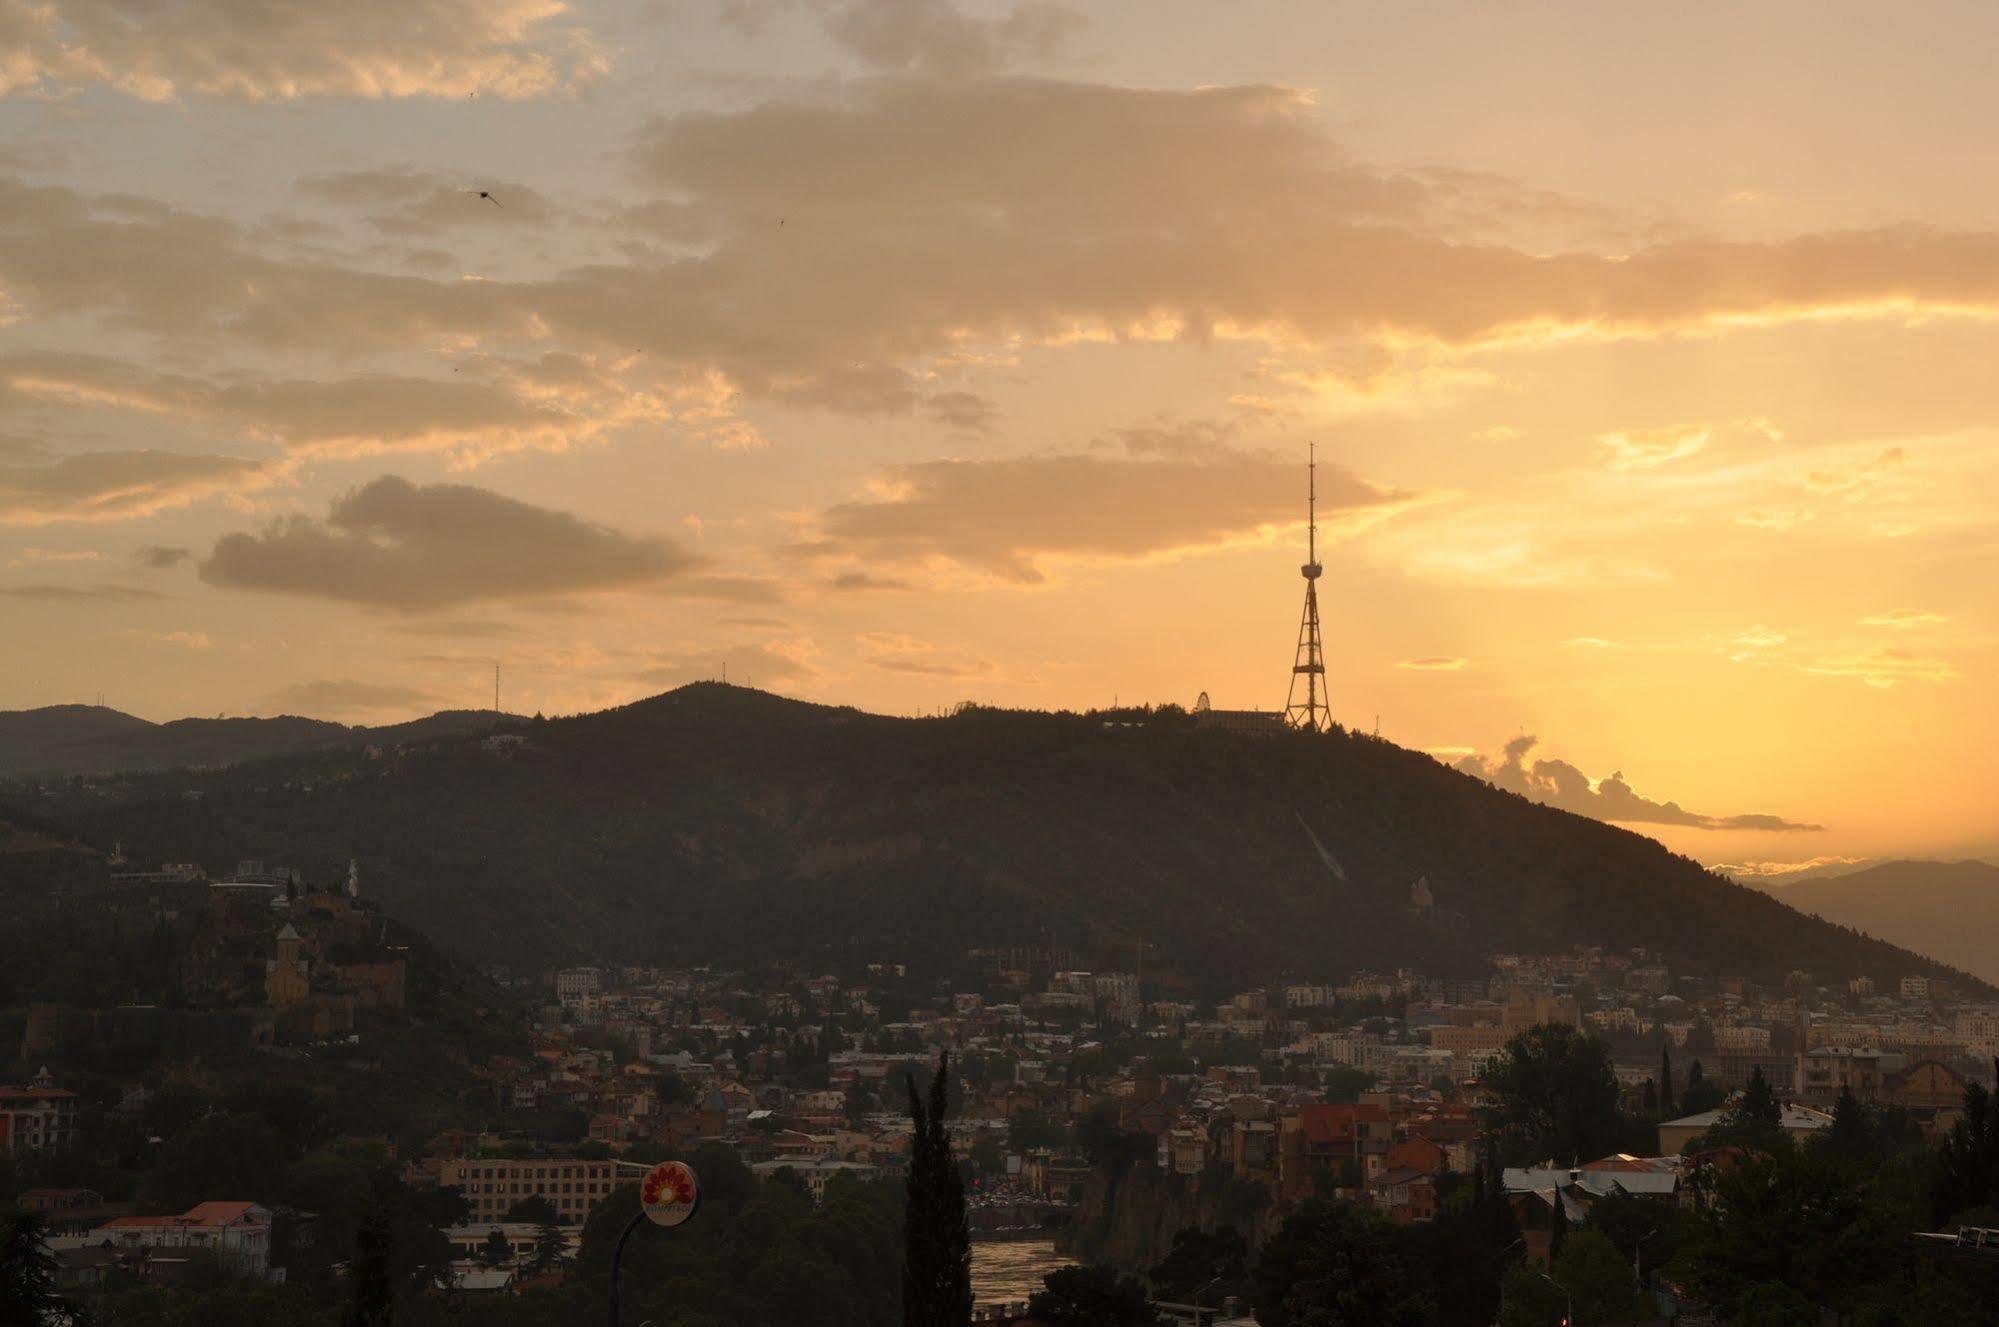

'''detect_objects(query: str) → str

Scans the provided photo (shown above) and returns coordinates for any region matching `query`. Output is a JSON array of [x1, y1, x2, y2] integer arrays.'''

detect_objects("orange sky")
[[1, 0, 1994, 867]]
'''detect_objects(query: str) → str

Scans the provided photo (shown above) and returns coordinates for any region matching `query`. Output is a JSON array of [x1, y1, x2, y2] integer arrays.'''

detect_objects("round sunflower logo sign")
[[639, 1160, 699, 1228]]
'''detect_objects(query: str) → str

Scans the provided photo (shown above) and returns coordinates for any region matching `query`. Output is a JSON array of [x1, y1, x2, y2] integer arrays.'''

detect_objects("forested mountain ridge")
[[12, 684, 1978, 994], [1753, 859, 1999, 986], [0, 703, 513, 776]]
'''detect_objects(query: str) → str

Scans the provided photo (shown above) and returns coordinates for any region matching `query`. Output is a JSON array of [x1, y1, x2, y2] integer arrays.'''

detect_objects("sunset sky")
[[2, 0, 1994, 869]]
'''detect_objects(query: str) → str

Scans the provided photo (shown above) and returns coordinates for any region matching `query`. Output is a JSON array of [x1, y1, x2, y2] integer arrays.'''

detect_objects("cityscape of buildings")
[[9, 852, 1997, 1308]]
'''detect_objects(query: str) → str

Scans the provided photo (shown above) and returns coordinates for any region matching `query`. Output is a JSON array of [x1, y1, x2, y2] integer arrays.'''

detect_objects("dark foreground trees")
[[1253, 1200, 1430, 1327], [1479, 1023, 1643, 1165], [904, 1051, 971, 1327]]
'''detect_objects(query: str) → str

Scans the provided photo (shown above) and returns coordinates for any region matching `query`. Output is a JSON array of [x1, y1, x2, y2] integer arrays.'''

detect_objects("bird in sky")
[[468, 189, 500, 207]]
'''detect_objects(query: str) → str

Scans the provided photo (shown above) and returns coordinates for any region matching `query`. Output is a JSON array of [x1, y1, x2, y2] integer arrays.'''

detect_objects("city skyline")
[[3, 0, 1996, 871]]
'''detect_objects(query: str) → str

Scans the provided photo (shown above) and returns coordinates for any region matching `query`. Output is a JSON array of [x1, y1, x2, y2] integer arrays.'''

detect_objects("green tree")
[[1681, 1059, 1726, 1115], [1933, 1075, 1999, 1226], [502, 1194, 559, 1225], [969, 1132, 1006, 1176], [527, 1217, 566, 1274], [1700, 1066, 1787, 1153], [1148, 1225, 1249, 1305], [1553, 1229, 1640, 1324], [844, 1076, 878, 1126], [1006, 1111, 1063, 1154], [479, 1227, 514, 1266], [1323, 1066, 1376, 1104], [1254, 1201, 1431, 1327], [1479, 1024, 1623, 1165], [904, 1051, 971, 1327], [1497, 1264, 1566, 1327], [152, 1112, 285, 1211], [1732, 1281, 1816, 1326], [1075, 1101, 1152, 1173], [1028, 1264, 1153, 1325], [1660, 1044, 1675, 1116], [0, 1211, 71, 1327], [1821, 1084, 1877, 1167], [345, 1171, 396, 1327], [1671, 1146, 1901, 1319]]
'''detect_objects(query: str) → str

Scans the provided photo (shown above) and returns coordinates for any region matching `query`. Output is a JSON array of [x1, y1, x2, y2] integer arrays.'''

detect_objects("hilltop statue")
[[1411, 875, 1434, 910], [347, 859, 361, 899]]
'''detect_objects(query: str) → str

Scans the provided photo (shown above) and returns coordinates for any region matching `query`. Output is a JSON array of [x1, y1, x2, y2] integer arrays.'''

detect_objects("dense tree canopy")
[[1478, 1023, 1629, 1165]]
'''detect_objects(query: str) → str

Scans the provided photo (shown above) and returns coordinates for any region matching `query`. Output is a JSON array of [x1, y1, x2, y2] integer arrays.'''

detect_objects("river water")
[[969, 1240, 1073, 1308]]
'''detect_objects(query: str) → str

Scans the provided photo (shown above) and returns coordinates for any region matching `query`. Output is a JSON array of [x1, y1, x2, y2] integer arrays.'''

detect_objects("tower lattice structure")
[[1284, 445, 1333, 732]]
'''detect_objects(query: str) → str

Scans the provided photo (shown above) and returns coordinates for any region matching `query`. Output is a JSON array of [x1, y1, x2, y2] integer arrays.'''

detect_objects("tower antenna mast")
[[1283, 444, 1333, 732]]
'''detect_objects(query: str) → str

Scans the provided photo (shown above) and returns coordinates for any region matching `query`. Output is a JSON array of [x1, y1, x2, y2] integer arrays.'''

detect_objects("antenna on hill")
[[1283, 443, 1333, 733], [494, 662, 500, 714]]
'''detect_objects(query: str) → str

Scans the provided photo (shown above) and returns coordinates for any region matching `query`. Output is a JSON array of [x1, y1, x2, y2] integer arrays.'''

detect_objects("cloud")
[[1396, 656, 1468, 671], [1453, 734, 1822, 832], [198, 475, 714, 609], [133, 545, 192, 569], [857, 631, 995, 677], [0, 349, 659, 465], [0, 447, 278, 525], [295, 168, 562, 234], [5, 547, 97, 567], [923, 390, 999, 434], [825, 570, 915, 592], [1802, 446, 1907, 498], [383, 618, 514, 638], [1735, 508, 1813, 531], [1710, 855, 1871, 880], [127, 628, 212, 649], [1801, 648, 1958, 688], [802, 443, 1427, 583], [263, 678, 440, 719], [1598, 425, 1710, 471], [0, 581, 163, 603], [1726, 624, 1787, 661], [1563, 636, 1621, 649], [1, 0, 603, 101], [821, 0, 1085, 77], [1861, 609, 1947, 628], [14, 71, 1999, 431]]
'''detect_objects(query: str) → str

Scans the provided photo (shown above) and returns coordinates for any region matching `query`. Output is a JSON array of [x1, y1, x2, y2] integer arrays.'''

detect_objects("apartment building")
[[439, 1157, 631, 1224]]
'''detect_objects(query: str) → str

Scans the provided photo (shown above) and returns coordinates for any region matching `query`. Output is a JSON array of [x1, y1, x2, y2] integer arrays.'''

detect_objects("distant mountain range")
[[1750, 860, 1999, 986], [8, 684, 1979, 996], [0, 703, 513, 778]]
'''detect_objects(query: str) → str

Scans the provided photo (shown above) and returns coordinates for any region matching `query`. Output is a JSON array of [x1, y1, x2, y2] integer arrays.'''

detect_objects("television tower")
[[1284, 444, 1333, 732]]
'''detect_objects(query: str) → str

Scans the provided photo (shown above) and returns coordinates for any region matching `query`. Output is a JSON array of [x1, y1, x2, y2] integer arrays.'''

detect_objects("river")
[[969, 1239, 1073, 1308]]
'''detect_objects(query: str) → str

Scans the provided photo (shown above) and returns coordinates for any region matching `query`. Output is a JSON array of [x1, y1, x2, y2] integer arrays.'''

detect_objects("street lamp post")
[[1631, 1229, 1659, 1325], [1537, 1270, 1572, 1327], [609, 1160, 700, 1327]]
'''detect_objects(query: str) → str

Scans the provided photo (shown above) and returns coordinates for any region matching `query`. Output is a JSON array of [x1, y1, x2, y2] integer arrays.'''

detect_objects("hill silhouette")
[[0, 703, 514, 777], [16, 684, 1979, 994], [1754, 859, 1999, 986]]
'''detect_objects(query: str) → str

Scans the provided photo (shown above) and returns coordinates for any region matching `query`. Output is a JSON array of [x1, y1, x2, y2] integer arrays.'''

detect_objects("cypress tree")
[[1825, 1084, 1874, 1165], [0, 1212, 69, 1326], [904, 1050, 971, 1327], [345, 1170, 397, 1327], [1739, 1065, 1781, 1127], [1660, 1045, 1675, 1115]]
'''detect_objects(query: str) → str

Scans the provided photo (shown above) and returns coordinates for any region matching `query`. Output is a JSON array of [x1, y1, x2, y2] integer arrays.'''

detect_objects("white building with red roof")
[[96, 1201, 275, 1278]]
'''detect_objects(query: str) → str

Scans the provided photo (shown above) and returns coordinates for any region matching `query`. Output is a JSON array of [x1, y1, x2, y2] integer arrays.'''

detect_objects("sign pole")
[[608, 1159, 701, 1327], [608, 1210, 645, 1327]]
